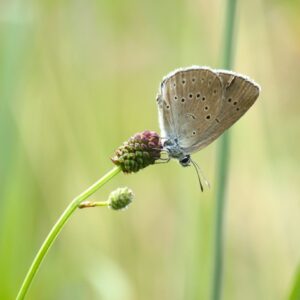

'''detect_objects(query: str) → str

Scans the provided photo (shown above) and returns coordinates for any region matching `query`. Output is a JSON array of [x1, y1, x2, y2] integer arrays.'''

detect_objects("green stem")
[[212, 0, 237, 300], [78, 201, 109, 209], [16, 166, 121, 300]]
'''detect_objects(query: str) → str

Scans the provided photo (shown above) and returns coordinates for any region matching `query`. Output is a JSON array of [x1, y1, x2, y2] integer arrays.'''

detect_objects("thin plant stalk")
[[16, 166, 121, 300], [212, 0, 237, 300]]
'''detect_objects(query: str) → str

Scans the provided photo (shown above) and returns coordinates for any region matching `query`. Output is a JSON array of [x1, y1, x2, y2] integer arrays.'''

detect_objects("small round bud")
[[108, 187, 134, 211], [111, 130, 162, 173]]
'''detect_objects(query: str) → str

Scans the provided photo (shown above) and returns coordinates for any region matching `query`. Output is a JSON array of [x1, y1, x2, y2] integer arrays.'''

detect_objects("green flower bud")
[[111, 130, 162, 173], [108, 187, 134, 211]]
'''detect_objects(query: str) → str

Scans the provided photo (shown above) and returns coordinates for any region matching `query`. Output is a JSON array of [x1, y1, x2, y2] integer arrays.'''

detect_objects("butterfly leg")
[[155, 150, 170, 164]]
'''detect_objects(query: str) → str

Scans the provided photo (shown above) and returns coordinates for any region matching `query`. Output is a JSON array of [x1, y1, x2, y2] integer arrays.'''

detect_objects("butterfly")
[[156, 66, 260, 186]]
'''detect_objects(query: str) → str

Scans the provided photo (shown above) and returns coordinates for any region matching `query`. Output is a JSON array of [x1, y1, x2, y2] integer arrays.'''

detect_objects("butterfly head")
[[179, 155, 191, 167], [162, 138, 191, 167]]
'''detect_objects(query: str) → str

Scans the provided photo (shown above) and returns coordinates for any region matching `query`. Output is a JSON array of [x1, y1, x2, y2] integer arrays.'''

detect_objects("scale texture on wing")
[[158, 68, 223, 150], [186, 70, 260, 153]]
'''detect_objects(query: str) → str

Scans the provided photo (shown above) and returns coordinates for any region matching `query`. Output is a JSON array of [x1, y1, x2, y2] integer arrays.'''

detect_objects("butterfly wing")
[[184, 70, 260, 153], [157, 67, 223, 151]]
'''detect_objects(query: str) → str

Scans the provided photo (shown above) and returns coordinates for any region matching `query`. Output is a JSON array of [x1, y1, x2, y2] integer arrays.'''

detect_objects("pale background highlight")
[[0, 0, 299, 299]]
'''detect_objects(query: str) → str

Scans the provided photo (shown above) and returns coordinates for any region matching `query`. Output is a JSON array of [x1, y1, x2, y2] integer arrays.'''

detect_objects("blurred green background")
[[1, 0, 300, 299]]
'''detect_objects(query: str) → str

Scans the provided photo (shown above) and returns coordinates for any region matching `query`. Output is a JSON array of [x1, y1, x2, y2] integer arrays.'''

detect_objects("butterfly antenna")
[[193, 159, 211, 189], [190, 159, 211, 191], [190, 159, 204, 192]]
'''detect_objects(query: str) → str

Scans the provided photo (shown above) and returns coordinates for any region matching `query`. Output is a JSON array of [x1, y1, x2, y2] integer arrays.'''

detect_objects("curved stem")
[[212, 0, 237, 300], [16, 166, 121, 300]]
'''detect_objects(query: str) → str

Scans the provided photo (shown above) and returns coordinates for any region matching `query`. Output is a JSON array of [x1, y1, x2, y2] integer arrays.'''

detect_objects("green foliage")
[[289, 267, 300, 300], [0, 1, 299, 299]]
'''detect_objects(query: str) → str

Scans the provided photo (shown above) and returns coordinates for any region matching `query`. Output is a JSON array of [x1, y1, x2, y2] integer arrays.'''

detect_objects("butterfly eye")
[[174, 96, 178, 100], [166, 105, 170, 109], [213, 89, 217, 94], [204, 106, 209, 111], [182, 79, 186, 84], [192, 78, 196, 82], [206, 115, 211, 120], [236, 107, 240, 111], [202, 96, 206, 101], [188, 93, 193, 98], [233, 101, 238, 105], [196, 93, 201, 99], [192, 131, 196, 135], [180, 156, 190, 166], [228, 98, 232, 102], [181, 98, 185, 103]]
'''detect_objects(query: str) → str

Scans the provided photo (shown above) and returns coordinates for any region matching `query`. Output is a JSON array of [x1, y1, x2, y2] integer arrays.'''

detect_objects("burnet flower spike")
[[79, 187, 134, 211], [108, 187, 134, 210], [112, 130, 163, 173]]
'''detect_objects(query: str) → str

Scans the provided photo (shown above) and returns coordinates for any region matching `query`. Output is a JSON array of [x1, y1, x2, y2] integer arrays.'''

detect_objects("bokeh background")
[[1, 0, 300, 299]]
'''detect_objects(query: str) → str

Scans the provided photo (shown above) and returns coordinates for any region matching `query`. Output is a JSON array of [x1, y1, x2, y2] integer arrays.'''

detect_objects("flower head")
[[108, 187, 134, 210], [112, 130, 162, 173]]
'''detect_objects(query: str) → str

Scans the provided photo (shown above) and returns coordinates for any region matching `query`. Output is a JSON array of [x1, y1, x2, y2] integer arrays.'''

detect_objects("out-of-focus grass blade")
[[289, 267, 300, 300]]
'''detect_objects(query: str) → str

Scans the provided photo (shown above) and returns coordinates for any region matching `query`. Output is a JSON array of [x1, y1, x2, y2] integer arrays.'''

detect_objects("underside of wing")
[[159, 67, 223, 151], [156, 93, 175, 139], [186, 70, 260, 153]]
